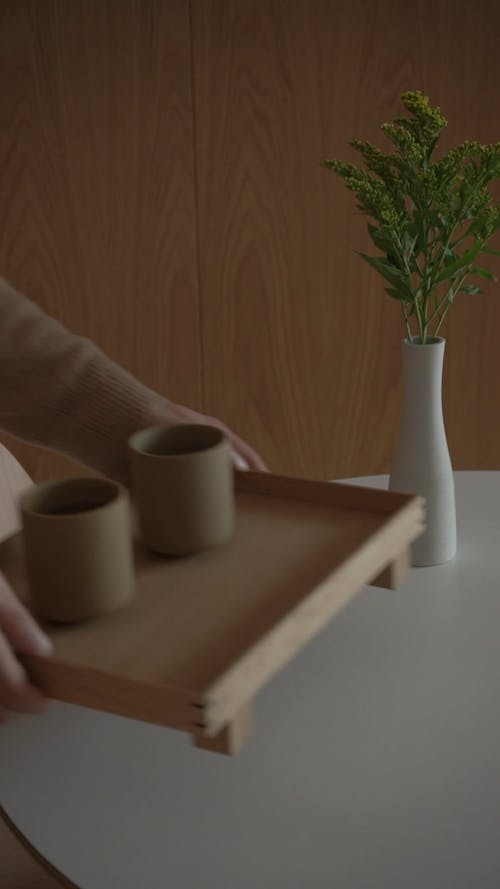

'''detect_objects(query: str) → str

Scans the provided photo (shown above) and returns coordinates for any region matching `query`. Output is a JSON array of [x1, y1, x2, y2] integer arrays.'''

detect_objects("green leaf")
[[463, 216, 489, 237], [367, 223, 397, 252], [356, 251, 414, 299], [402, 229, 418, 256], [385, 286, 413, 302], [434, 241, 485, 284], [404, 222, 420, 239], [459, 285, 483, 294], [413, 209, 446, 231], [471, 266, 498, 281]]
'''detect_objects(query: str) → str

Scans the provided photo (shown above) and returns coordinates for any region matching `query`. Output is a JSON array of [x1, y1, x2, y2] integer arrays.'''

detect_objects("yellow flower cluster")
[[322, 90, 500, 341], [380, 123, 424, 164], [400, 90, 447, 130]]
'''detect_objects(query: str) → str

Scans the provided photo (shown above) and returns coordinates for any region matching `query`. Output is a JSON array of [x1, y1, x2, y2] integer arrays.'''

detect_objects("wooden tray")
[[0, 472, 425, 755]]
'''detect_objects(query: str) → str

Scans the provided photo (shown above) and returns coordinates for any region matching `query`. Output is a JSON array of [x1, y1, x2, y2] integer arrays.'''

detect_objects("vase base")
[[411, 545, 457, 568]]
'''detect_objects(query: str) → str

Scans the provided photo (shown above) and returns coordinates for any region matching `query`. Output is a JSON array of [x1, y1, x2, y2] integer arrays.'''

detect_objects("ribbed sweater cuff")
[[46, 350, 172, 484]]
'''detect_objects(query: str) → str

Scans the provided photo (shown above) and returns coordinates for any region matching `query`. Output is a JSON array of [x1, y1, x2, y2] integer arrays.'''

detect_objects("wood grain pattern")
[[0, 0, 201, 482], [1, 0, 499, 489], [191, 0, 500, 478]]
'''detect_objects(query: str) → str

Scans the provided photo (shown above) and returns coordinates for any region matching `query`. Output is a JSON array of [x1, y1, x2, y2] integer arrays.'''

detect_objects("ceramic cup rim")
[[19, 477, 124, 520], [128, 424, 227, 460]]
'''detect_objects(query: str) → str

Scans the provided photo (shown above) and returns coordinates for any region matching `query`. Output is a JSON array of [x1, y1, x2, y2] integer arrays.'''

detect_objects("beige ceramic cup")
[[19, 477, 135, 623], [128, 424, 235, 556]]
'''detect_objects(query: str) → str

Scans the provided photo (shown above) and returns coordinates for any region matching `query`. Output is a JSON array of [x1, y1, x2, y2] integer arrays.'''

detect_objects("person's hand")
[[0, 570, 53, 724], [154, 402, 268, 472]]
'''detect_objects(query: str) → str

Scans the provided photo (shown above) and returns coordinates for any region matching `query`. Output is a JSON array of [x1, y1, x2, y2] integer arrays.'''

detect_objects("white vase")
[[389, 336, 457, 566]]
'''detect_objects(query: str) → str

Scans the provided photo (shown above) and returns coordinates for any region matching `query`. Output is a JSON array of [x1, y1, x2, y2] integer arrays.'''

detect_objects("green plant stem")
[[421, 215, 431, 331], [426, 270, 469, 334], [412, 297, 426, 342], [434, 308, 449, 338], [434, 295, 457, 338], [426, 289, 453, 330], [399, 240, 424, 340], [402, 302, 413, 341]]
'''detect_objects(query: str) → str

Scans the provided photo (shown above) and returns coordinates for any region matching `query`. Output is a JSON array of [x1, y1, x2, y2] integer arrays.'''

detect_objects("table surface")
[[1, 471, 499, 889]]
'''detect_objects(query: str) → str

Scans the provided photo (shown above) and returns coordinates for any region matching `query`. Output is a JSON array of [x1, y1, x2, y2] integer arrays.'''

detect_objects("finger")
[[152, 405, 269, 472], [226, 433, 268, 472], [0, 632, 48, 714], [0, 573, 53, 658], [230, 451, 250, 471]]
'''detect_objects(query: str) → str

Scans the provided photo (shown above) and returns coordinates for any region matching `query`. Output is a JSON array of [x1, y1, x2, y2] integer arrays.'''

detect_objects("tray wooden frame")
[[0, 472, 425, 755]]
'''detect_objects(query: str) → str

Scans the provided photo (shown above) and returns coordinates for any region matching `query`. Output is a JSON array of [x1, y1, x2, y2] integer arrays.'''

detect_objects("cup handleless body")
[[19, 478, 135, 622], [128, 425, 235, 556]]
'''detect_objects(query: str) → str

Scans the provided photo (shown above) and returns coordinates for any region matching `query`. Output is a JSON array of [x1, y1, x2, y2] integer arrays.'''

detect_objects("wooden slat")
[[20, 657, 204, 733], [235, 470, 419, 513]]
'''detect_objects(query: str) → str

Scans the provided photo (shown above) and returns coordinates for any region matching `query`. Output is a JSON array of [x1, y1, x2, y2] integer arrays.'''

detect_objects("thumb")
[[0, 572, 53, 658]]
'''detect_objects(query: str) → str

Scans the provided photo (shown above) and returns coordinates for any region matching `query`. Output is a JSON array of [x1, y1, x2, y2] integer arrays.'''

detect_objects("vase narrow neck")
[[401, 338, 445, 414]]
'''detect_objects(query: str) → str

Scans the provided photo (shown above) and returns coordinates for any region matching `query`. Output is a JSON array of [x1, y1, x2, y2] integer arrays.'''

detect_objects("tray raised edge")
[[3, 472, 425, 739]]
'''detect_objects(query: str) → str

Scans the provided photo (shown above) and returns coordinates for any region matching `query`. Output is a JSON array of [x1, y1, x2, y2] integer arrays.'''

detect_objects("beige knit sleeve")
[[0, 277, 171, 483]]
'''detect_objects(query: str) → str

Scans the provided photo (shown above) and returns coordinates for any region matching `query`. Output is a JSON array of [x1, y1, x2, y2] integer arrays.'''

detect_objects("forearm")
[[0, 278, 170, 483]]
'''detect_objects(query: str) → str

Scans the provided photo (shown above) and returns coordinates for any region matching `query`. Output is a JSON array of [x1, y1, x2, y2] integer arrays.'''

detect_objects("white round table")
[[1, 472, 499, 889]]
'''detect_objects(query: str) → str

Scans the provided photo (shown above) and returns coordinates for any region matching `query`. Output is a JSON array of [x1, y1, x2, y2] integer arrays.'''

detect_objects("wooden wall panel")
[[192, 0, 500, 478], [0, 0, 201, 481], [0, 0, 499, 487]]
